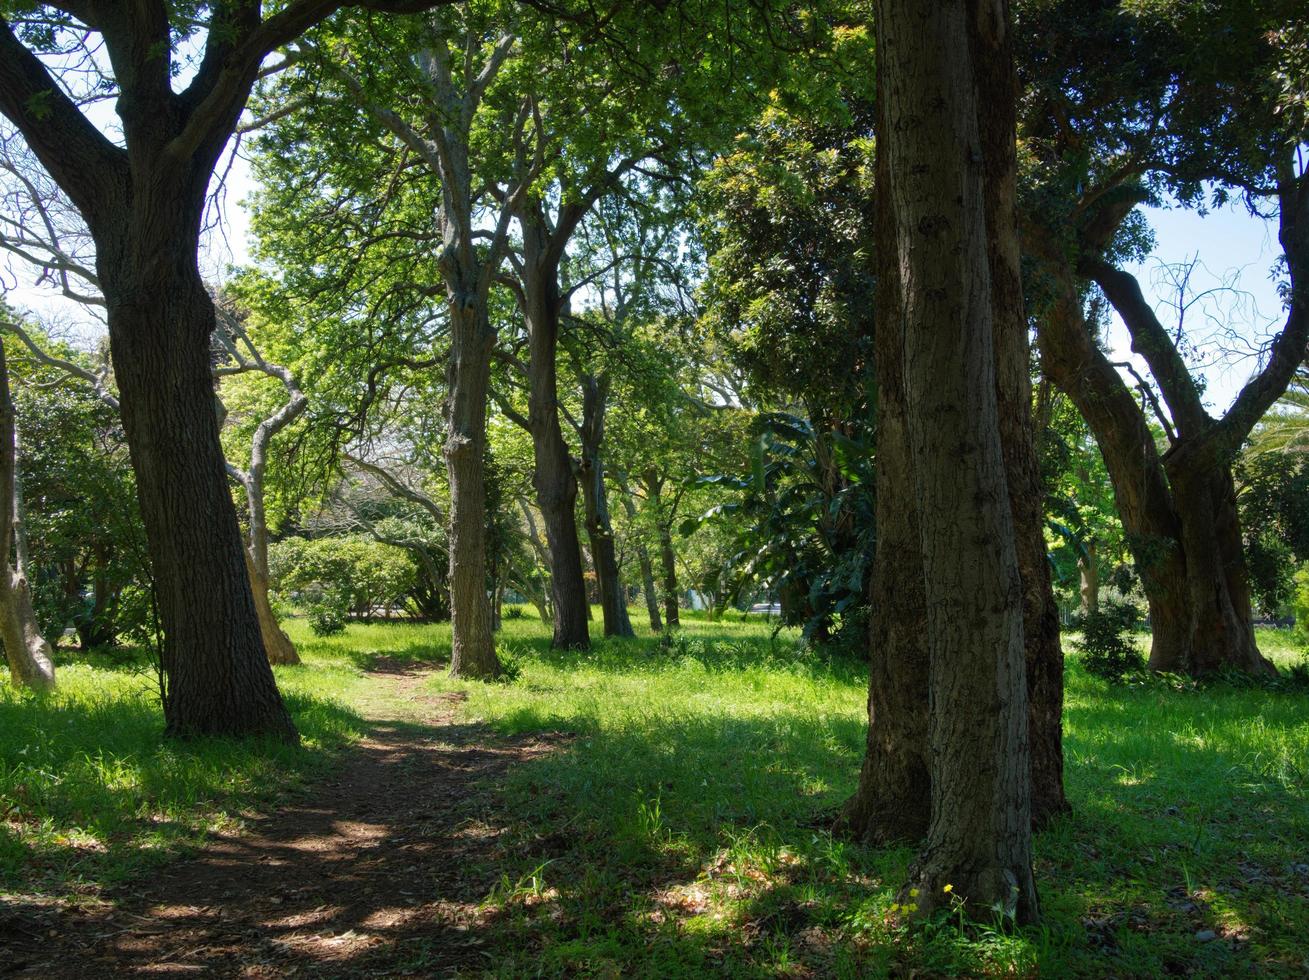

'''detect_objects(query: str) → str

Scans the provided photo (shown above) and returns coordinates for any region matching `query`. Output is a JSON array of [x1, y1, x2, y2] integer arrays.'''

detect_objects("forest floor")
[[2, 612, 1308, 977], [2, 657, 564, 977]]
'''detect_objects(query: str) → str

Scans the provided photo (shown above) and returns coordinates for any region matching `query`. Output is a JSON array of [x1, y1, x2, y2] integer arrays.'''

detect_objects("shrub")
[[1076, 600, 1146, 682], [1293, 565, 1309, 644], [308, 604, 348, 637]]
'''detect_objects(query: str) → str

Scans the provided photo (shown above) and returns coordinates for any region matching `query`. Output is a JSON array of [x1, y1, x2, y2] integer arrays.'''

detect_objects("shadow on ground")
[[3, 681, 564, 979]]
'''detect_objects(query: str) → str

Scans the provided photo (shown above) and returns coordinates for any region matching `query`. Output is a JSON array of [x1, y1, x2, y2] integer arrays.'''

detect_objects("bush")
[[308, 604, 348, 637], [1076, 600, 1146, 682], [269, 535, 420, 624], [1293, 565, 1309, 643]]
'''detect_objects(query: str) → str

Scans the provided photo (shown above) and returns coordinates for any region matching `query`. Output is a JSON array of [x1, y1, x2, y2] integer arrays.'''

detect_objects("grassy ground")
[[3, 612, 1307, 976]]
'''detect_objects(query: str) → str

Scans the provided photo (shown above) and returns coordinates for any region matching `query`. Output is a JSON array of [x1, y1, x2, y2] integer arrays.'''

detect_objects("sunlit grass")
[[431, 615, 1309, 977], [2, 610, 1306, 976], [0, 626, 380, 902]]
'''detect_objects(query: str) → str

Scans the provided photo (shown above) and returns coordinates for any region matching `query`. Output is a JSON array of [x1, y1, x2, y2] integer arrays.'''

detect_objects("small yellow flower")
[[943, 884, 954, 893], [909, 888, 920, 898]]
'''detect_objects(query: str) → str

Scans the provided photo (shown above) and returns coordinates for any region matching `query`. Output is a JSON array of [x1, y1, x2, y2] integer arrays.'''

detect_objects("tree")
[[263, 4, 541, 678], [0, 326, 146, 651], [0, 334, 55, 691], [214, 306, 308, 666], [1017, 0, 1309, 676], [873, 0, 1038, 922], [697, 38, 879, 646], [0, 2, 457, 738], [840, 0, 1066, 843]]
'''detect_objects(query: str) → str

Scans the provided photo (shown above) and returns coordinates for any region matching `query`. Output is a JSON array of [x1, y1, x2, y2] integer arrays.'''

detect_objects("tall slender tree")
[[0, 334, 56, 691]]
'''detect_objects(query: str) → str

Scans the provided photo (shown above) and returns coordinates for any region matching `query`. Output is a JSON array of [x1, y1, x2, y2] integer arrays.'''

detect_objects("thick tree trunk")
[[972, 0, 1067, 827], [521, 228, 589, 650], [835, 75, 930, 845], [102, 261, 296, 741], [1167, 462, 1272, 674], [879, 0, 1038, 923], [658, 525, 680, 629], [580, 375, 634, 638], [445, 306, 502, 679]]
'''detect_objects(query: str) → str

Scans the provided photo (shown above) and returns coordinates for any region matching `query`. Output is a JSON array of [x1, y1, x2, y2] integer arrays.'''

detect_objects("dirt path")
[[5, 666, 561, 978]]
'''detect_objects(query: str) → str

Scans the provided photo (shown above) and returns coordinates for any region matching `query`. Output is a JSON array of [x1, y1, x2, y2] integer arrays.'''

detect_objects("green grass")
[[3, 610, 1307, 977], [0, 625, 384, 903], [432, 614, 1309, 977]]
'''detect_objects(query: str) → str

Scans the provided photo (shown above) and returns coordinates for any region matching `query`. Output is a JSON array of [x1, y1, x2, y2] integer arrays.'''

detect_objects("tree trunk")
[[0, 347, 55, 691], [658, 525, 680, 629], [636, 547, 662, 632], [0, 568, 56, 691], [835, 71, 930, 845], [1167, 461, 1272, 674], [102, 261, 296, 741], [1079, 540, 1099, 617], [879, 0, 1038, 923], [1037, 291, 1275, 676], [245, 549, 299, 666], [521, 223, 590, 650], [445, 305, 502, 679], [618, 476, 662, 632], [972, 0, 1067, 827], [579, 374, 634, 638]]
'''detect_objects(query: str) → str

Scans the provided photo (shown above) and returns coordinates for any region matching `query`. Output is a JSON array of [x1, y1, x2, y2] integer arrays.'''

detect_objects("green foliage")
[[268, 535, 420, 629], [1293, 566, 1309, 644], [1076, 600, 1147, 682], [698, 23, 875, 427], [1238, 444, 1309, 617], [695, 412, 874, 646], [5, 335, 149, 648]]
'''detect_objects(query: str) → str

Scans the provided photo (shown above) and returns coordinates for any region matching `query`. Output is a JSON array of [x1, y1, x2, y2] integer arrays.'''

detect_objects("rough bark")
[[971, 0, 1067, 826], [519, 209, 590, 649], [879, 0, 1037, 923], [834, 72, 930, 845], [103, 259, 296, 741], [445, 304, 501, 679], [579, 373, 634, 638], [0, 13, 299, 740], [0, 345, 55, 691]]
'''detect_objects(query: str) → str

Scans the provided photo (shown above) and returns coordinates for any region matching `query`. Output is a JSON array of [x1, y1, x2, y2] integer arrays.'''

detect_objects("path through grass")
[[2, 611, 1307, 976]]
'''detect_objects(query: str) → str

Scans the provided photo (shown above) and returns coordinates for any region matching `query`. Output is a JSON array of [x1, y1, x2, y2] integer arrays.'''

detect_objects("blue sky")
[[1111, 199, 1286, 414]]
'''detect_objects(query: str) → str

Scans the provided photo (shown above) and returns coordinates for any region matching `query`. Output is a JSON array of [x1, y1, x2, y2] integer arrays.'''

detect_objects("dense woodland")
[[1, 0, 1308, 975]]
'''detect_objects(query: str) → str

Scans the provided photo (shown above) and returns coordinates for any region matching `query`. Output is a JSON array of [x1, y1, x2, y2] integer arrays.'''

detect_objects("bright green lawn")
[[2, 611, 1307, 977]]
